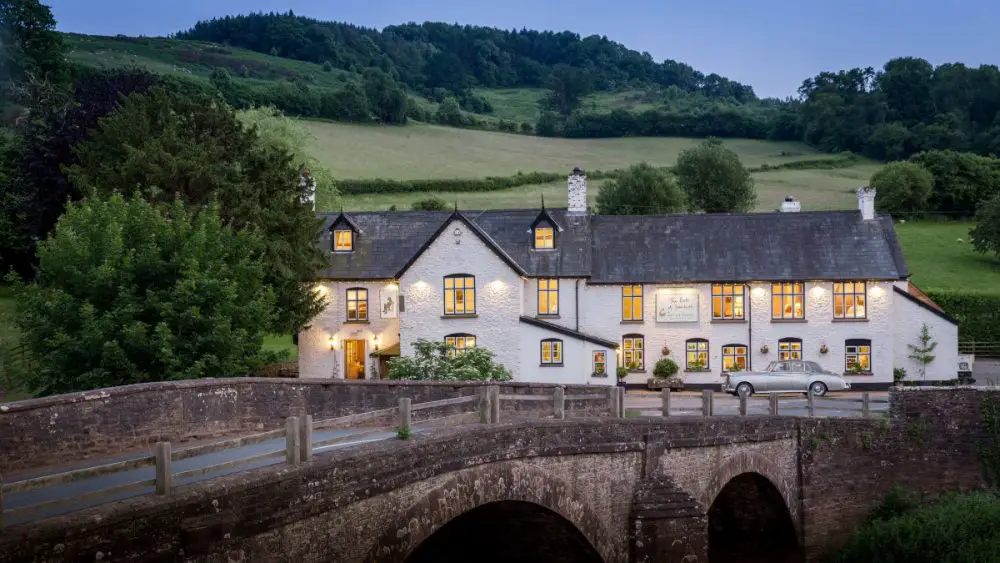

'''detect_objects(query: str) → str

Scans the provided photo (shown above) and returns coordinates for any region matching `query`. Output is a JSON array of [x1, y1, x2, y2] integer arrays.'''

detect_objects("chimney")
[[857, 186, 876, 220], [779, 195, 801, 213], [567, 167, 587, 215]]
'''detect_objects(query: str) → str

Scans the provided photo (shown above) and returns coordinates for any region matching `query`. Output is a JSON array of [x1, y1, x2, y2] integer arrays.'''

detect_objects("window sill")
[[711, 319, 747, 324], [538, 314, 561, 319], [844, 371, 873, 376], [627, 369, 646, 374], [684, 368, 711, 373], [771, 319, 808, 323], [591, 372, 608, 378], [530, 248, 557, 252], [332, 250, 354, 254], [539, 363, 564, 368], [344, 320, 370, 325], [620, 320, 645, 325], [832, 318, 869, 323], [441, 314, 478, 319]]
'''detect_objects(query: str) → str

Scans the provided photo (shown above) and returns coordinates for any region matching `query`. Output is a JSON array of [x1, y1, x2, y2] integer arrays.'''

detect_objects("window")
[[445, 334, 476, 356], [712, 284, 745, 320], [778, 337, 803, 360], [834, 282, 867, 319], [334, 229, 353, 252], [541, 339, 563, 365], [722, 344, 748, 371], [534, 226, 554, 249], [444, 275, 476, 315], [845, 339, 872, 372], [622, 334, 644, 370], [346, 288, 368, 321], [772, 283, 805, 320], [592, 350, 608, 376], [622, 285, 643, 321], [538, 278, 559, 316], [686, 338, 709, 370]]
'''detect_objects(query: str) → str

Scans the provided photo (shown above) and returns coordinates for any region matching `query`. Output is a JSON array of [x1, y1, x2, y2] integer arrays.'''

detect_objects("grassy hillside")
[[895, 223, 1000, 292]]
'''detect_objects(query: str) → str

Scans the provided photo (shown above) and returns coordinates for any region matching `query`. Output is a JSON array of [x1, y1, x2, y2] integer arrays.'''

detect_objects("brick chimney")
[[857, 186, 876, 220], [567, 167, 587, 215]]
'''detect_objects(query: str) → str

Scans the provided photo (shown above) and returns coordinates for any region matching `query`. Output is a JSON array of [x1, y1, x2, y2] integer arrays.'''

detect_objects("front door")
[[345, 340, 366, 380]]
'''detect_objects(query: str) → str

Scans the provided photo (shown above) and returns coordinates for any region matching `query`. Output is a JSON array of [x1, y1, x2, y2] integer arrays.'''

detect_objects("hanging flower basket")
[[661, 345, 671, 357], [760, 344, 770, 354], [820, 344, 829, 354]]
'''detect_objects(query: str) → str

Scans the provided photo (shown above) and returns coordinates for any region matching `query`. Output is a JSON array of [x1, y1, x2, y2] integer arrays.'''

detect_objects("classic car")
[[721, 360, 851, 397]]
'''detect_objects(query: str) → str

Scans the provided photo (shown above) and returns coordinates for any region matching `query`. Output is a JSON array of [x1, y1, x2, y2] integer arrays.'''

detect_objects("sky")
[[46, 0, 1000, 99]]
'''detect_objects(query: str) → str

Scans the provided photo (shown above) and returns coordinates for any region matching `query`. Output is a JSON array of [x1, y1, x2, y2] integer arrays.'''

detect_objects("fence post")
[[769, 394, 779, 416], [479, 386, 491, 424], [701, 390, 714, 417], [807, 392, 815, 417], [609, 386, 621, 418], [285, 416, 300, 466], [1, 475, 5, 529], [298, 414, 313, 463], [489, 386, 500, 424], [661, 388, 671, 417], [862, 393, 871, 418], [553, 386, 565, 420], [618, 386, 625, 418], [739, 395, 748, 416], [398, 398, 412, 430], [155, 441, 172, 495]]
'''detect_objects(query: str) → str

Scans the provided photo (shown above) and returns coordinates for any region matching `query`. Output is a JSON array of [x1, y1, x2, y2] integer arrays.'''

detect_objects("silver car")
[[722, 360, 851, 397]]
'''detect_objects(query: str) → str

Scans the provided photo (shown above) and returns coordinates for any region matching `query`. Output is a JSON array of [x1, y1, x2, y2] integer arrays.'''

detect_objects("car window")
[[789, 361, 806, 372], [805, 361, 821, 373], [765, 361, 778, 372], [772, 362, 789, 372]]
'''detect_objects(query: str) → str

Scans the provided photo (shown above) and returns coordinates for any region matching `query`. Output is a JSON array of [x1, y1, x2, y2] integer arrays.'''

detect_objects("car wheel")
[[810, 382, 828, 397], [736, 382, 754, 398]]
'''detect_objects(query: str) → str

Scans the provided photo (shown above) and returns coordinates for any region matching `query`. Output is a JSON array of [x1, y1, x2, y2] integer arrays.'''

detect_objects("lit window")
[[622, 285, 643, 321], [622, 334, 644, 370], [778, 337, 803, 360], [541, 339, 563, 365], [846, 339, 872, 372], [444, 275, 476, 315], [834, 282, 867, 319], [712, 284, 745, 320], [534, 226, 554, 249], [538, 278, 559, 316], [686, 338, 709, 370], [722, 344, 748, 371], [445, 334, 476, 356], [772, 283, 805, 320], [334, 229, 353, 252], [346, 288, 368, 321], [592, 350, 607, 376]]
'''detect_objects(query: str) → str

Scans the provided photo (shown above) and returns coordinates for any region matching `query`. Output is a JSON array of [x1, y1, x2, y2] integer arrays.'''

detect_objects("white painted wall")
[[893, 292, 959, 382], [517, 322, 615, 386], [398, 219, 523, 375], [522, 277, 583, 330]]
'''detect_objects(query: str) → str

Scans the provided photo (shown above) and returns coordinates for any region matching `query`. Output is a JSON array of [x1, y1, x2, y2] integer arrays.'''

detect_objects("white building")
[[298, 170, 958, 389]]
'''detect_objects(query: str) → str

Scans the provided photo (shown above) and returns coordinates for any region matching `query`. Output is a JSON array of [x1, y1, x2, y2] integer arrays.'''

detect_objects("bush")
[[387, 339, 512, 381], [411, 197, 449, 211], [616, 366, 629, 379], [870, 161, 935, 215], [832, 491, 1000, 563], [893, 367, 908, 385], [653, 358, 679, 378], [674, 138, 756, 213], [970, 193, 1000, 260], [597, 162, 687, 215], [923, 289, 1000, 342], [909, 150, 1000, 217]]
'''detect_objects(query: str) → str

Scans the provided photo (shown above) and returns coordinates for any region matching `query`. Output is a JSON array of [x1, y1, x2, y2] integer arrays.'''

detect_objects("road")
[[624, 390, 889, 418], [3, 425, 407, 527]]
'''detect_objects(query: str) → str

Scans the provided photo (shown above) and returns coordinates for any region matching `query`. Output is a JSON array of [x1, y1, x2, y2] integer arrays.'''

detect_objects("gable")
[[396, 214, 527, 278]]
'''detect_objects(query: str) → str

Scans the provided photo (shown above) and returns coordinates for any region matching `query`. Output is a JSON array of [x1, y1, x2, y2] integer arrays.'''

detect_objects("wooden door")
[[345, 340, 365, 380]]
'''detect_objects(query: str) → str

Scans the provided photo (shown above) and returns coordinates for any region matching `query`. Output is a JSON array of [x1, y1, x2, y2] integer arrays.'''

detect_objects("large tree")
[[868, 161, 934, 216], [66, 88, 325, 333], [970, 193, 1000, 261], [596, 162, 686, 215], [674, 138, 757, 213], [908, 150, 1000, 217], [542, 64, 593, 117], [15, 194, 277, 395], [0, 0, 67, 87]]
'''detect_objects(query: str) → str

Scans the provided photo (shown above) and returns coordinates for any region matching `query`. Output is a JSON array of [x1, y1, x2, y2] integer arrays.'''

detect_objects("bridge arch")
[[361, 460, 616, 563], [703, 450, 800, 536]]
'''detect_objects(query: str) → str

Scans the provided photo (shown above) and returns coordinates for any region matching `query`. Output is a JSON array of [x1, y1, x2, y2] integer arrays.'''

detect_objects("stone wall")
[[0, 379, 610, 473]]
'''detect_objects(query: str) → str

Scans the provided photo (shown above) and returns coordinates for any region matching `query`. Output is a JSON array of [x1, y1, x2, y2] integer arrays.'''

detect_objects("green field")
[[476, 88, 662, 124], [895, 222, 1000, 291]]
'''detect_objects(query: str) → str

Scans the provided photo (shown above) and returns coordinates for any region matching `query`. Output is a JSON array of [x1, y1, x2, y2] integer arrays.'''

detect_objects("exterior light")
[[751, 287, 766, 298], [385, 282, 399, 291], [329, 335, 338, 351], [810, 286, 825, 297], [870, 285, 885, 297]]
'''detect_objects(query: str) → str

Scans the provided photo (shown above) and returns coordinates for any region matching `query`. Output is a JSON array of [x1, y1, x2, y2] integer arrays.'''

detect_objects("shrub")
[[869, 161, 934, 215], [387, 339, 512, 381], [411, 198, 449, 211], [909, 150, 1000, 217], [653, 358, 679, 378], [970, 193, 1000, 260], [893, 367, 908, 385], [922, 289, 1000, 342], [616, 366, 629, 379]]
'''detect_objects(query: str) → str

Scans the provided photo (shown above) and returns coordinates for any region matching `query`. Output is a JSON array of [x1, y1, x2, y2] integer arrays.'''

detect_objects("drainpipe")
[[575, 279, 581, 332], [747, 284, 753, 371]]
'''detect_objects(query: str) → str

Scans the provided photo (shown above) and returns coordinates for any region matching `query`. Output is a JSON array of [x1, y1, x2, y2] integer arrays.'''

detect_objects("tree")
[[66, 88, 325, 333], [868, 161, 934, 215], [411, 197, 448, 211], [674, 138, 757, 213], [906, 323, 938, 381], [970, 193, 1000, 260], [0, 0, 68, 86], [909, 150, 1000, 216], [321, 82, 369, 122], [387, 339, 512, 381], [15, 194, 277, 395], [362, 69, 408, 124], [596, 162, 686, 215], [542, 64, 593, 117], [435, 96, 463, 126]]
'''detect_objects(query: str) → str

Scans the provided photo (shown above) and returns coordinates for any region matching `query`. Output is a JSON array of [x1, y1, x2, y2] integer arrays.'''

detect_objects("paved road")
[[3, 425, 409, 527], [624, 391, 889, 418]]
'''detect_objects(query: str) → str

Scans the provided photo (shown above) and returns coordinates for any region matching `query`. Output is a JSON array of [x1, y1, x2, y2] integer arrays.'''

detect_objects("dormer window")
[[334, 229, 353, 252], [534, 226, 554, 249]]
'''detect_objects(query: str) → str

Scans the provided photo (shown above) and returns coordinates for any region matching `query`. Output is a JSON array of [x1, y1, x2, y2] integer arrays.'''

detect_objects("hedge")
[[924, 288, 1000, 342], [337, 169, 622, 195]]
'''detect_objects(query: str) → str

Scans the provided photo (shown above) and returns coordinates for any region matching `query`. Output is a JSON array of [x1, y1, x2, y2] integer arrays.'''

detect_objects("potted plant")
[[661, 345, 671, 357], [616, 366, 629, 389], [649, 357, 683, 390], [688, 359, 708, 372]]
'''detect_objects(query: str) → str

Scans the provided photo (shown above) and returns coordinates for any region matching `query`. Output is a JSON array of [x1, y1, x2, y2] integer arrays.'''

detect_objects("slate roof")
[[317, 208, 910, 282]]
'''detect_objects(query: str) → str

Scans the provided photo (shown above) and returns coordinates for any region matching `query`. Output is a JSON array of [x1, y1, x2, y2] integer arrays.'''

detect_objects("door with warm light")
[[345, 340, 366, 380]]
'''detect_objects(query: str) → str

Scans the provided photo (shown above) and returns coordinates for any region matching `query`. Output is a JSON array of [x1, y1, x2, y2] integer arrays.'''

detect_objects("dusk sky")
[[46, 0, 999, 98]]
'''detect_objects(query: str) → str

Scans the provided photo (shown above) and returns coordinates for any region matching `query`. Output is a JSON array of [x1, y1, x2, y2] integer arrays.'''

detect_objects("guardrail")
[[0, 384, 622, 528], [959, 341, 1000, 358], [657, 389, 887, 418]]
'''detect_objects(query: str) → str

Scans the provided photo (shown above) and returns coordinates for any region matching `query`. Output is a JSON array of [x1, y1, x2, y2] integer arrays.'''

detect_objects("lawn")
[[262, 334, 298, 361], [894, 221, 1000, 291], [304, 121, 842, 180]]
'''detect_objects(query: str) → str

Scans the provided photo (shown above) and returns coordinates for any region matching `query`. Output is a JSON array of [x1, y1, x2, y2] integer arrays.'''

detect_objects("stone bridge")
[[2, 387, 994, 563]]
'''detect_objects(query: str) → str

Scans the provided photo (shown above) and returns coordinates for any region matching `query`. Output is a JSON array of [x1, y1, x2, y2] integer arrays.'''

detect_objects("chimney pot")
[[567, 167, 588, 215], [857, 186, 876, 220]]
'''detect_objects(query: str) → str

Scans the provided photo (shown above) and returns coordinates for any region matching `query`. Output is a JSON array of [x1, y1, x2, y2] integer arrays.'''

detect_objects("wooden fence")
[[657, 389, 887, 418]]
